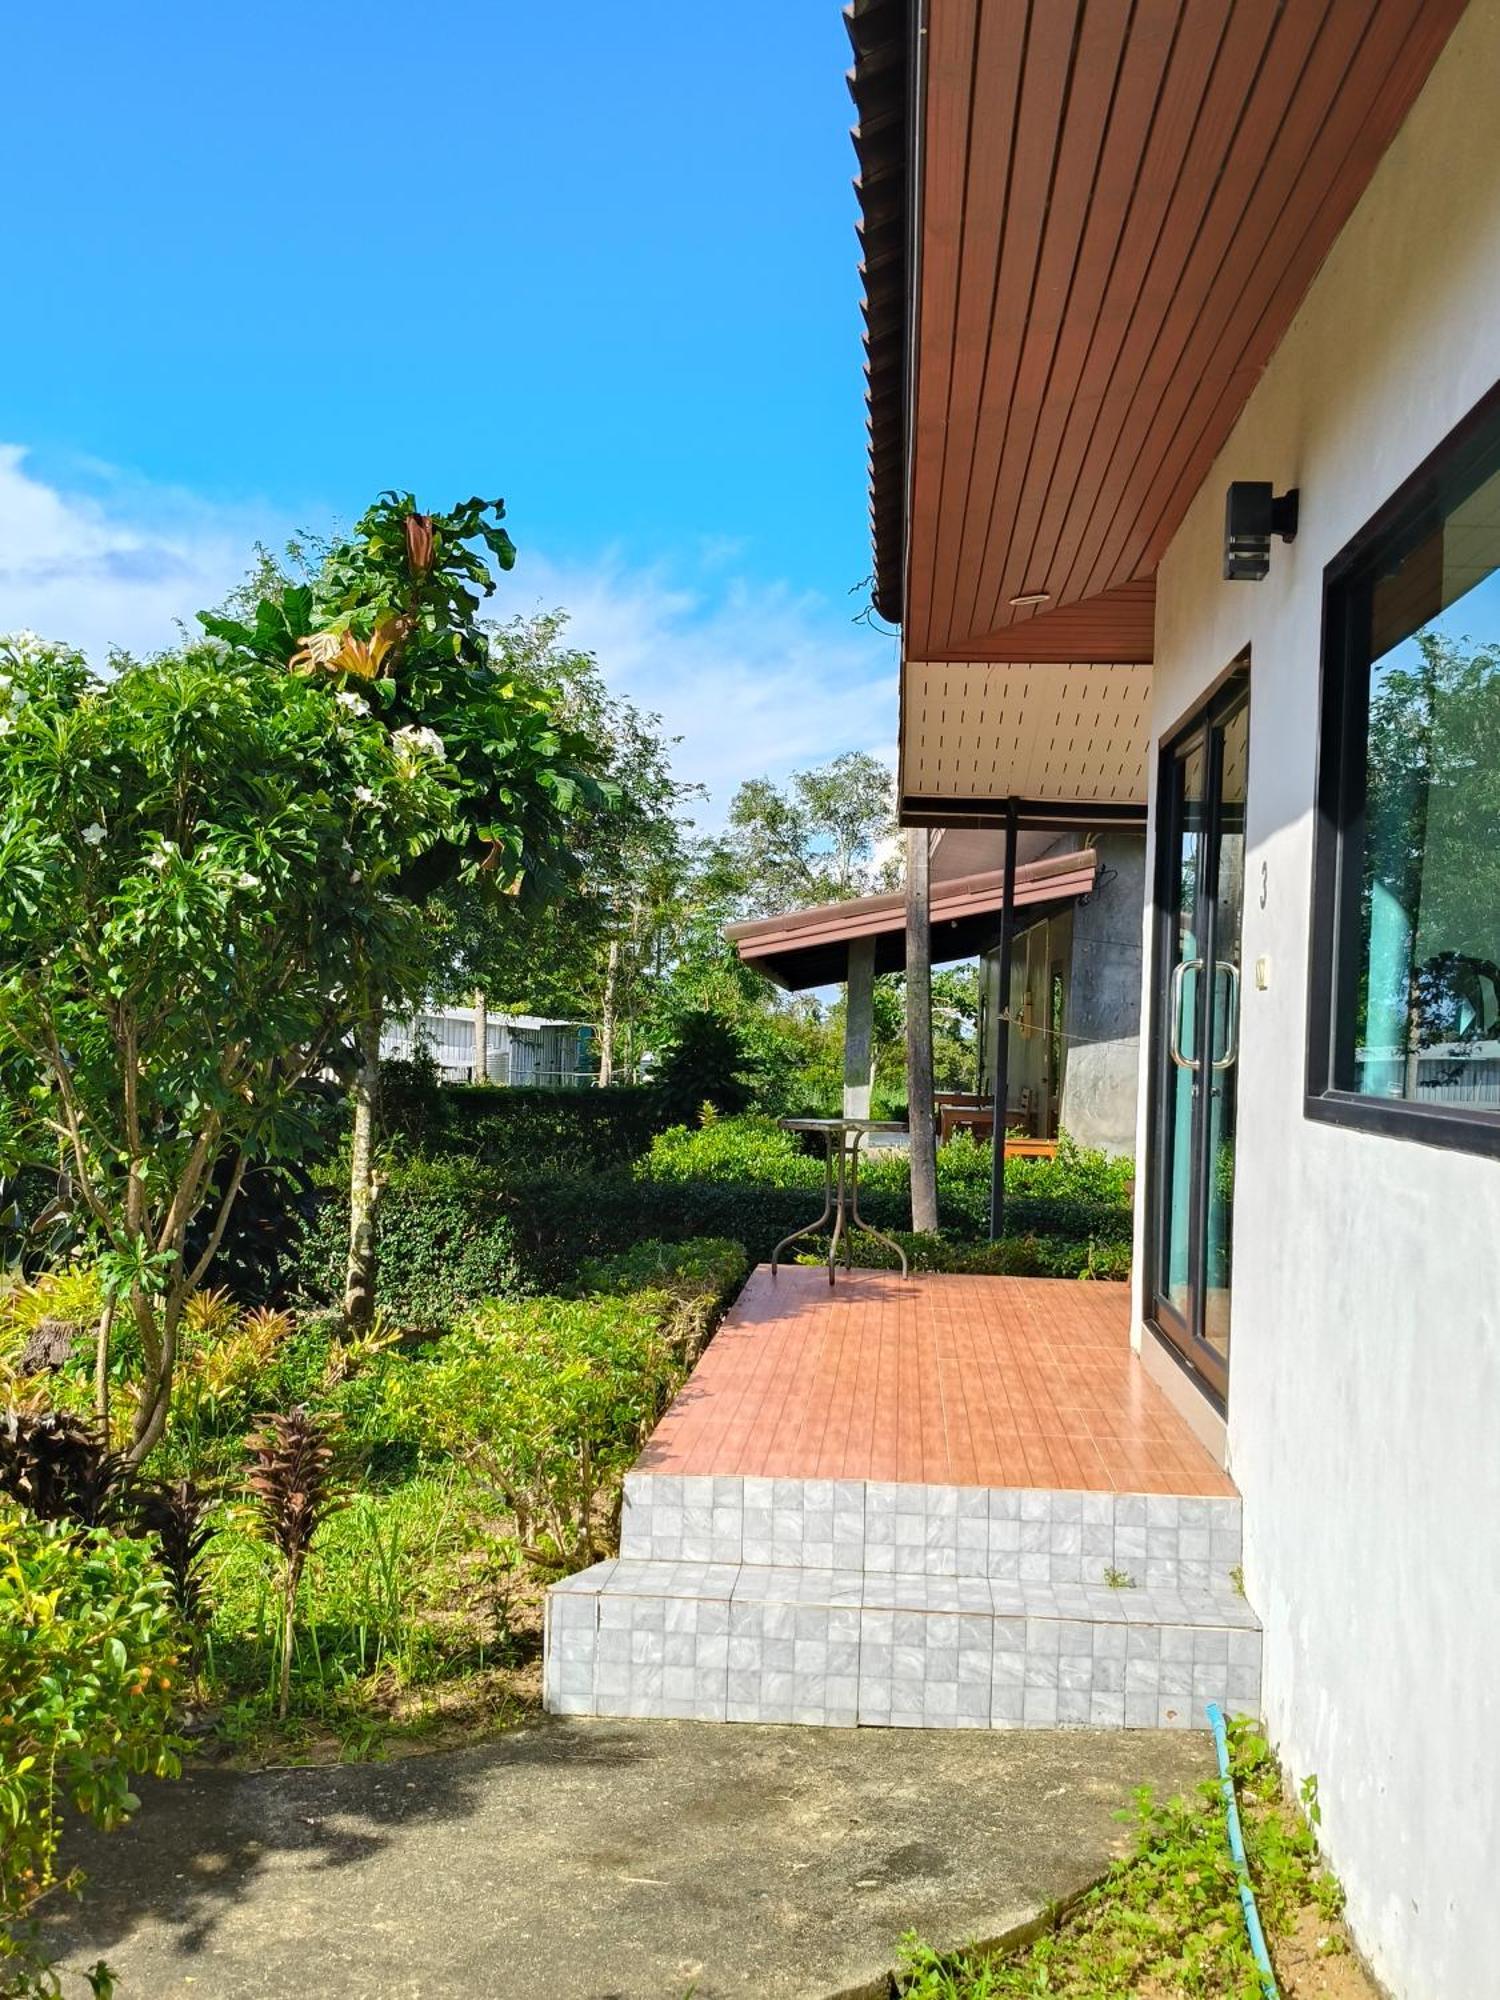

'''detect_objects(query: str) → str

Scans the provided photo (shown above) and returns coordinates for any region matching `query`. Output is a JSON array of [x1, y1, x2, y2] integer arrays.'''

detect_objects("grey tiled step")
[[544, 1560, 1261, 1732], [621, 1474, 1242, 1593]]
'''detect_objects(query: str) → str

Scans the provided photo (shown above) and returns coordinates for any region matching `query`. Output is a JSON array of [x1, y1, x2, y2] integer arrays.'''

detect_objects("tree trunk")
[[906, 827, 939, 1233], [93, 1296, 115, 1435], [472, 989, 489, 1085], [598, 938, 620, 1086], [344, 995, 383, 1332]]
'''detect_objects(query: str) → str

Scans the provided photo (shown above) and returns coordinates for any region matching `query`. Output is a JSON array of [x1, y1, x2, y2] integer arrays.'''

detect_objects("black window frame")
[[1307, 379, 1500, 1160]]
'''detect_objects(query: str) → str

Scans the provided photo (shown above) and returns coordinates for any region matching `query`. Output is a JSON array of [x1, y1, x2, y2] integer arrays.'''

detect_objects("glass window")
[[1314, 405, 1500, 1148]]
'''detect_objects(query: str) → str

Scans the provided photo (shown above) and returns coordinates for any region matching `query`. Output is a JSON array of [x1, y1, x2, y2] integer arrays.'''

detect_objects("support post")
[[905, 826, 938, 1232], [988, 799, 1020, 1242], [843, 936, 876, 1118]]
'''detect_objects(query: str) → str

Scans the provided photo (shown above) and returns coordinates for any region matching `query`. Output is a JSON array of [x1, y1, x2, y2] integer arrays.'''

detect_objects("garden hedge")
[[287, 1154, 1131, 1325], [419, 1083, 670, 1174]]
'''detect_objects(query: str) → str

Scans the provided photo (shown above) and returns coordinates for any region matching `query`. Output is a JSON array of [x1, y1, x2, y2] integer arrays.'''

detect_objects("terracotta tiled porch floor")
[[637, 1266, 1233, 1496]]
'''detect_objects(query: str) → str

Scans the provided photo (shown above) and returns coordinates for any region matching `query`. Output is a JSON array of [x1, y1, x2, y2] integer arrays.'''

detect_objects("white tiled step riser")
[[621, 1476, 1242, 1593], [545, 1565, 1262, 1732]]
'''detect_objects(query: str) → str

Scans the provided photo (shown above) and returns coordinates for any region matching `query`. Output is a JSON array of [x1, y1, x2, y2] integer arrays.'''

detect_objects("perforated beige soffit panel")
[[901, 661, 1151, 806]]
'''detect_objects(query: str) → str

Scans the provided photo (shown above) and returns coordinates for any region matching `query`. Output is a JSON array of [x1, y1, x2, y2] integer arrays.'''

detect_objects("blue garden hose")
[[1206, 1701, 1280, 2000]]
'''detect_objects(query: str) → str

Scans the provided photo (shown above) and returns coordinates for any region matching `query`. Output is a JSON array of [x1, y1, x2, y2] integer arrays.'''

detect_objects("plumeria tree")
[[0, 632, 452, 1461], [203, 494, 603, 1326]]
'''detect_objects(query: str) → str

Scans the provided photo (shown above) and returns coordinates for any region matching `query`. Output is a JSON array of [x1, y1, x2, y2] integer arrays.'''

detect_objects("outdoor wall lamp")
[[1223, 482, 1299, 580]]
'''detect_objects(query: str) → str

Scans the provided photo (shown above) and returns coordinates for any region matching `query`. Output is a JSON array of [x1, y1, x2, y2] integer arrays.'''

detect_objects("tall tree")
[[0, 632, 448, 1459], [429, 611, 701, 1084], [203, 496, 602, 1328], [714, 751, 896, 917]]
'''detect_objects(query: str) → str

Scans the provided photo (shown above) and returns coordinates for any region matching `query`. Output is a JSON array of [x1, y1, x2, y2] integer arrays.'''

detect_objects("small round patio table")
[[771, 1118, 910, 1283]]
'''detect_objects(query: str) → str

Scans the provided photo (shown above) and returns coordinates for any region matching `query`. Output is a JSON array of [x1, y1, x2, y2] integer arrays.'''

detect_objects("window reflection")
[[1352, 468, 1500, 1107]]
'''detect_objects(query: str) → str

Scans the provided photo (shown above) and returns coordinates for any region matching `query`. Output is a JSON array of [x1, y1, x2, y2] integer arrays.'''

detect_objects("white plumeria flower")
[[392, 723, 446, 761], [353, 785, 376, 805], [0, 716, 11, 737], [335, 691, 366, 713], [145, 851, 171, 872], [81, 822, 107, 846]]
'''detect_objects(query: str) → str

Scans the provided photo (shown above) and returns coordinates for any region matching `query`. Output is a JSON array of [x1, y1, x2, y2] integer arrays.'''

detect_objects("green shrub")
[[0, 1511, 181, 1984], [413, 1084, 665, 1175], [651, 1010, 757, 1124], [576, 1237, 750, 1359], [576, 1236, 749, 1302], [291, 1159, 527, 1326], [812, 1230, 1131, 1281], [384, 1294, 683, 1567], [638, 1118, 1133, 1246], [641, 1114, 819, 1188]]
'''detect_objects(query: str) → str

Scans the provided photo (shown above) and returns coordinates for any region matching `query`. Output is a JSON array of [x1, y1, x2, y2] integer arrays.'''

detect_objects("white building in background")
[[380, 1007, 593, 1088]]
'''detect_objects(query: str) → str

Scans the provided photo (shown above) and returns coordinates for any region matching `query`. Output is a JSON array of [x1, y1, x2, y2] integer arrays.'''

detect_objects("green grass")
[[191, 1470, 541, 1762], [896, 1721, 1349, 1999]]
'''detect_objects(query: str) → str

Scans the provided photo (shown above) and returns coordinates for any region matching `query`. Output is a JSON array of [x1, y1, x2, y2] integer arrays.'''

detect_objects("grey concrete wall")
[[1059, 833, 1145, 1157]]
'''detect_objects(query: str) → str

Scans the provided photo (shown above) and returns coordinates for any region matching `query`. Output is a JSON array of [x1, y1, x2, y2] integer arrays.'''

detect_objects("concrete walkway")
[[44, 1719, 1213, 1999]]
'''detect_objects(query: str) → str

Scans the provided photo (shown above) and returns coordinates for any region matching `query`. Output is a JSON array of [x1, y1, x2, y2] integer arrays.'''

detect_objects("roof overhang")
[[727, 847, 1097, 990], [848, 0, 1467, 806], [900, 659, 1150, 829]]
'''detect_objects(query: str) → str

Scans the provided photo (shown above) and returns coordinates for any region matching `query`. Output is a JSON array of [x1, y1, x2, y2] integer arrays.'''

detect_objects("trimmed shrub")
[[575, 1237, 750, 1360], [638, 1119, 1133, 1246], [418, 1083, 667, 1175], [810, 1229, 1131, 1281], [285, 1157, 1131, 1321], [642, 1113, 819, 1189], [291, 1159, 527, 1326], [0, 1511, 181, 1985], [384, 1294, 683, 1567]]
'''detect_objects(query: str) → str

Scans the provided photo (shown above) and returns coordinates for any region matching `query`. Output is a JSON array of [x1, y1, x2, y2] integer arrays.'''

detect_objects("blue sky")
[[0, 2, 897, 811]]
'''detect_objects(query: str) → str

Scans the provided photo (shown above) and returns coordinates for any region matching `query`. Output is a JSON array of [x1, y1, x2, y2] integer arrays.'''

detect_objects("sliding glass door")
[[1149, 673, 1248, 1404]]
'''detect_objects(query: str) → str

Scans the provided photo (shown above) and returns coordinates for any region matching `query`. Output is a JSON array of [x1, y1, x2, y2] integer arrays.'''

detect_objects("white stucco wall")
[[1129, 8, 1500, 1995]]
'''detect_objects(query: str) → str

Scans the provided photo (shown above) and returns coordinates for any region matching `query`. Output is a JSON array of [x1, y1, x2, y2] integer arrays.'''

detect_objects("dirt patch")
[[1275, 1901, 1386, 2000]]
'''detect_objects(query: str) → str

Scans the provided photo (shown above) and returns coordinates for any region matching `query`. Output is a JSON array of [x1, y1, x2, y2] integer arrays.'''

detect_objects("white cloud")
[[513, 551, 899, 823], [0, 445, 277, 662], [0, 447, 900, 821]]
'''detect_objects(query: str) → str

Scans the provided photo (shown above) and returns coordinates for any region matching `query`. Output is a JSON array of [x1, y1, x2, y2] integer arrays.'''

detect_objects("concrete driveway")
[[44, 1718, 1213, 1999]]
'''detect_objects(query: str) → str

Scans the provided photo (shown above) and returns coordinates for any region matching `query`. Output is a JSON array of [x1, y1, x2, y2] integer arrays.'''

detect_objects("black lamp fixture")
[[1223, 482, 1299, 580]]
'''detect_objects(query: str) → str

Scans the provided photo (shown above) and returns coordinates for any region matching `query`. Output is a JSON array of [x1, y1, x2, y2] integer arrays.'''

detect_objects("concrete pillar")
[[843, 936, 876, 1118]]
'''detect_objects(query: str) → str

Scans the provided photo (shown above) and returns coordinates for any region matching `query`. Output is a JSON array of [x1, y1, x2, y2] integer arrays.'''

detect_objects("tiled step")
[[544, 1559, 1261, 1731], [620, 1474, 1242, 1594]]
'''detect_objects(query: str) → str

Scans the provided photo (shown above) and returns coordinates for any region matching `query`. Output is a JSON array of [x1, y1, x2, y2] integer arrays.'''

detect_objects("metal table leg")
[[848, 1131, 909, 1278], [770, 1130, 836, 1277]]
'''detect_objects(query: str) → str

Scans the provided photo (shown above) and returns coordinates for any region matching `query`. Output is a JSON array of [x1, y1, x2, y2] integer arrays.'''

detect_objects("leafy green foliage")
[[412, 1082, 668, 1175], [638, 1118, 1133, 1250], [713, 751, 897, 916], [0, 629, 454, 1458], [433, 611, 702, 1053], [897, 1720, 1346, 1998], [651, 1011, 757, 1123], [0, 1511, 180, 1982], [385, 1294, 682, 1569], [289, 1163, 527, 1328], [573, 1237, 749, 1361]]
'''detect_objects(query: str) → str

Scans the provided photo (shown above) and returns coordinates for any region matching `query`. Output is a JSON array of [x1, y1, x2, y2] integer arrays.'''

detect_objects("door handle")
[[1169, 958, 1203, 1070], [1212, 960, 1241, 1071]]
